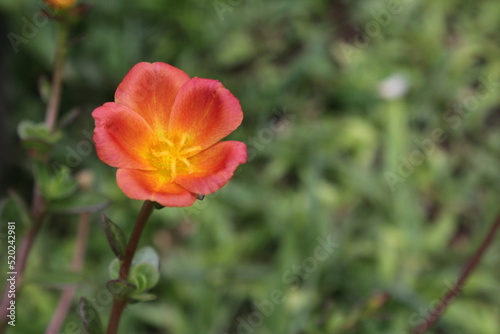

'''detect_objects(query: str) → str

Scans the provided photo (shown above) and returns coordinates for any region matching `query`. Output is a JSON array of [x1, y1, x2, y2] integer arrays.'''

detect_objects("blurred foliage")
[[1, 0, 500, 333]]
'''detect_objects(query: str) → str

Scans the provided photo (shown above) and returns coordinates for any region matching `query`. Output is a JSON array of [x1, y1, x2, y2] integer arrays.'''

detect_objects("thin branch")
[[0, 21, 68, 333], [45, 23, 67, 133], [45, 212, 91, 334], [0, 210, 45, 332], [414, 213, 500, 333]]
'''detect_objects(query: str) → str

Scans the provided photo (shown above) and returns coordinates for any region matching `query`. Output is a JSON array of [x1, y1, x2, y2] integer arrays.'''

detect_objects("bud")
[[76, 169, 94, 190], [44, 0, 76, 10]]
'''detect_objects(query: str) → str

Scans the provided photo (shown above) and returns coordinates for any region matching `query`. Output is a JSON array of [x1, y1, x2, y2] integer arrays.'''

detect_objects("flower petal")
[[174, 141, 247, 195], [92, 102, 157, 170], [114, 62, 190, 131], [117, 169, 196, 207], [168, 78, 243, 150]]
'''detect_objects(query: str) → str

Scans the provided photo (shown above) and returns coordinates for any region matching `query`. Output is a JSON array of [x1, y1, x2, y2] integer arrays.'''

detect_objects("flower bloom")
[[92, 62, 247, 207], [44, 0, 76, 10]]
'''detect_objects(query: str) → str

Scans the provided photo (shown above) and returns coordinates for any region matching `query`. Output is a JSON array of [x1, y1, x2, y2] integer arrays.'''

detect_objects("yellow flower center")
[[149, 134, 201, 181]]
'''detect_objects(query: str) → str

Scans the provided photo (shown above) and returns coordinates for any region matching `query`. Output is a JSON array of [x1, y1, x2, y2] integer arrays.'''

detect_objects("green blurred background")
[[1, 0, 500, 333]]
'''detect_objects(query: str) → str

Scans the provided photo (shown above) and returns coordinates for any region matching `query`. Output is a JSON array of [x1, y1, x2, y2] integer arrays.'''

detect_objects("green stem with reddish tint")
[[45, 23, 68, 133], [106, 200, 156, 334], [45, 212, 91, 334], [414, 213, 500, 333]]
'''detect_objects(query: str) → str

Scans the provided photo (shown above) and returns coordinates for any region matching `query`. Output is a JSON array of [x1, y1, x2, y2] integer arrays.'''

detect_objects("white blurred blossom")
[[377, 74, 409, 99]]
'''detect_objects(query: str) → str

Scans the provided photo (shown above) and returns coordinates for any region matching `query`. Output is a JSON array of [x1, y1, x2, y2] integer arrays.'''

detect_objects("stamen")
[[152, 150, 171, 157], [179, 146, 202, 156], [158, 137, 174, 147], [179, 157, 194, 174], [170, 159, 177, 180], [178, 134, 187, 148], [150, 134, 198, 180]]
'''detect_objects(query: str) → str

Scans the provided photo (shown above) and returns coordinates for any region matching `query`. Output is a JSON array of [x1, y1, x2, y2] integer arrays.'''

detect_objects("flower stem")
[[45, 23, 68, 133], [106, 200, 155, 334], [414, 213, 500, 333], [45, 212, 91, 334]]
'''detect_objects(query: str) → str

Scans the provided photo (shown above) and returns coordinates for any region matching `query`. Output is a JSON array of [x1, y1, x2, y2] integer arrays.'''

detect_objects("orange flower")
[[92, 62, 247, 207], [44, 0, 76, 10]]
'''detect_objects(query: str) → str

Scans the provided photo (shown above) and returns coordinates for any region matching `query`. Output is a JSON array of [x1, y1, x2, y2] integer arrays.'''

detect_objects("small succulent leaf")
[[108, 258, 120, 280], [129, 262, 160, 292], [131, 246, 160, 268], [106, 279, 137, 298], [101, 215, 127, 260], [78, 297, 103, 334], [129, 293, 157, 302]]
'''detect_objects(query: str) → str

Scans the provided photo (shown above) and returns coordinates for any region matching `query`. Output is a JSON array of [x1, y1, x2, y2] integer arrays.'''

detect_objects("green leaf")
[[48, 191, 110, 214], [101, 215, 127, 260], [36, 164, 78, 201], [38, 76, 51, 104], [0, 190, 33, 228], [106, 279, 137, 298], [108, 248, 160, 300], [128, 247, 161, 294], [109, 258, 120, 280], [129, 262, 160, 292], [79, 297, 103, 334], [7, 190, 33, 226], [129, 293, 157, 302], [17, 120, 58, 142], [17, 120, 62, 153], [132, 246, 160, 268]]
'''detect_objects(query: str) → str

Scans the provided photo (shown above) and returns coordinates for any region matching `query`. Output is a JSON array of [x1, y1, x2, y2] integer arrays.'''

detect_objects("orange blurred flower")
[[92, 62, 247, 207], [44, 0, 76, 10]]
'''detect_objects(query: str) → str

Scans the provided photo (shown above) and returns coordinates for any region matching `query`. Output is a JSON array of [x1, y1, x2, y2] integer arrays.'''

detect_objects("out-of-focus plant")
[[0, 2, 105, 333]]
